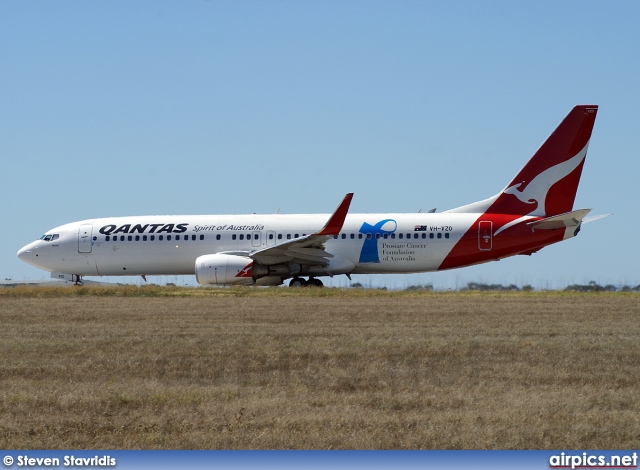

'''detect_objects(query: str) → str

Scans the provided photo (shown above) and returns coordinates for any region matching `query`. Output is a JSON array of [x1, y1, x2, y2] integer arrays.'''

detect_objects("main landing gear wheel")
[[288, 277, 324, 288], [289, 277, 308, 288]]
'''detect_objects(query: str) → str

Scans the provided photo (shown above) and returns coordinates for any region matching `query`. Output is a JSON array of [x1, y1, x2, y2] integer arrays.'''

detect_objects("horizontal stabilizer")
[[527, 209, 591, 231]]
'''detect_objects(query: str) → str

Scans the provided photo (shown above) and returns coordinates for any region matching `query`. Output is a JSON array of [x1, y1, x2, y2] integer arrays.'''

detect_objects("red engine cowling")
[[195, 254, 254, 285]]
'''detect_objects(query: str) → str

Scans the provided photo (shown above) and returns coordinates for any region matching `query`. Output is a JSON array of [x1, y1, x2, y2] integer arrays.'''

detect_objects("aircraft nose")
[[17, 245, 30, 261], [17, 242, 39, 266]]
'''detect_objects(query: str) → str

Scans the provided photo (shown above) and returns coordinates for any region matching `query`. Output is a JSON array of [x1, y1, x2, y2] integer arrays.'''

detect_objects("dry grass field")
[[1, 285, 639, 449]]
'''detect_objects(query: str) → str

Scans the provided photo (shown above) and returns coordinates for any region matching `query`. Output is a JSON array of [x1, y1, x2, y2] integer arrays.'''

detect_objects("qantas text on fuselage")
[[18, 105, 601, 287]]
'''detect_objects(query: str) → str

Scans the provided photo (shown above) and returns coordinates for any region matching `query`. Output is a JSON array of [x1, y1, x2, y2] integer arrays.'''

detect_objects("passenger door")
[[78, 224, 93, 253]]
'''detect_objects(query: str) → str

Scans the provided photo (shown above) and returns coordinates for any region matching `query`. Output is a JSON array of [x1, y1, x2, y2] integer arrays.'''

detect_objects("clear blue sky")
[[2, 1, 637, 289]]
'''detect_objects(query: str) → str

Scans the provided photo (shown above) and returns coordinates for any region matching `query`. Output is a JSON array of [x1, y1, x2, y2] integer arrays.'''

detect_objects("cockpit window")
[[39, 234, 59, 242]]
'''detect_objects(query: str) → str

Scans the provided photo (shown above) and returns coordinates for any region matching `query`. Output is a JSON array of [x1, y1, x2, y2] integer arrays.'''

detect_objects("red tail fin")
[[489, 105, 598, 216], [446, 105, 598, 217]]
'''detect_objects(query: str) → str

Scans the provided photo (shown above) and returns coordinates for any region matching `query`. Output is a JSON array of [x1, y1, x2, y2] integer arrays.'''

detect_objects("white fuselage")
[[18, 212, 477, 278]]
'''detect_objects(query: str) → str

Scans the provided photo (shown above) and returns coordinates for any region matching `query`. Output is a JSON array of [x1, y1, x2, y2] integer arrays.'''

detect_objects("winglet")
[[316, 193, 354, 236]]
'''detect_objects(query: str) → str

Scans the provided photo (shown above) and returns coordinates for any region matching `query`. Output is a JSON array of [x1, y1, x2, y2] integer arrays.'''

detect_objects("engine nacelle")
[[195, 254, 254, 285]]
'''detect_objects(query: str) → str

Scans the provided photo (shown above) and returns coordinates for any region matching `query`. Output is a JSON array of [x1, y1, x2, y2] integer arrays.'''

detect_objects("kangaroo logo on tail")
[[494, 145, 590, 235], [502, 145, 588, 217]]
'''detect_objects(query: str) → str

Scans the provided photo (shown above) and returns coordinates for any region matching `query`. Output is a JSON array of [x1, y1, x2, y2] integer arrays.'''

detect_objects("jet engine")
[[195, 254, 255, 285], [196, 254, 308, 286]]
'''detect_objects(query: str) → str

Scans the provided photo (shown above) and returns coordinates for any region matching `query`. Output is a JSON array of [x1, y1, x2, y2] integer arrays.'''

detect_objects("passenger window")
[[106, 236, 110, 241], [437, 233, 442, 239], [216, 235, 220, 240], [445, 233, 450, 239], [358, 234, 363, 239], [287, 234, 292, 239], [399, 234, 403, 239], [127, 235, 132, 241], [176, 235, 180, 241], [430, 233, 434, 239], [422, 233, 426, 239], [200, 235, 204, 240], [159, 235, 164, 241], [269, 234, 274, 240], [150, 235, 155, 241], [295, 234, 299, 238], [192, 235, 197, 241], [239, 234, 244, 240], [167, 235, 172, 241], [143, 235, 148, 241], [375, 233, 380, 239], [278, 234, 282, 240], [391, 233, 395, 239], [383, 233, 388, 239], [413, 233, 418, 239], [232, 234, 237, 240], [135, 235, 140, 241], [341, 234, 346, 239], [366, 234, 372, 240], [254, 234, 259, 240], [350, 233, 355, 239]]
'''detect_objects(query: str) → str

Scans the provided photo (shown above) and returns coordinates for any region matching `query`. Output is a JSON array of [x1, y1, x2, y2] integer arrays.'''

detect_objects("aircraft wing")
[[249, 193, 353, 266]]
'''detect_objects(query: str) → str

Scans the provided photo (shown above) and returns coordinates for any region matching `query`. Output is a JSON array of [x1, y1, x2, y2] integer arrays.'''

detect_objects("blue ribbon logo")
[[359, 219, 397, 263]]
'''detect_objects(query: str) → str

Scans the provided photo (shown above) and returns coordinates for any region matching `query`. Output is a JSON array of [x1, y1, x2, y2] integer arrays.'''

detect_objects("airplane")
[[18, 105, 599, 287]]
